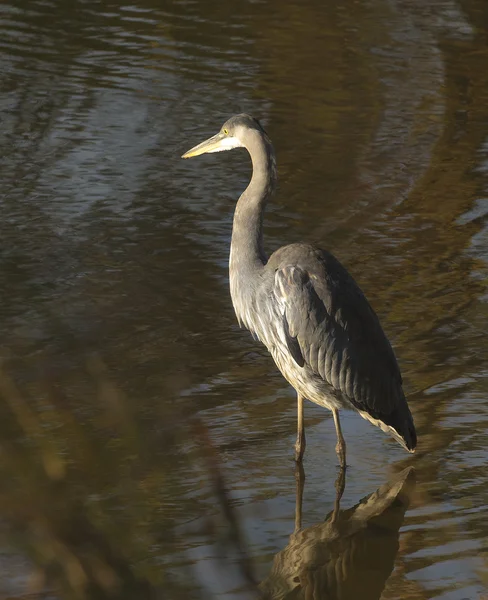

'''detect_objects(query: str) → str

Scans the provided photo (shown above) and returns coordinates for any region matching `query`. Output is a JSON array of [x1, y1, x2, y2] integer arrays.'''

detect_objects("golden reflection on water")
[[261, 466, 415, 600], [0, 0, 488, 598]]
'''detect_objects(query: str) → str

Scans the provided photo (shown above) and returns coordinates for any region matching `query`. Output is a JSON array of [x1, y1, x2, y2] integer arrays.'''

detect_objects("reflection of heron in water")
[[260, 467, 415, 600], [182, 114, 416, 468]]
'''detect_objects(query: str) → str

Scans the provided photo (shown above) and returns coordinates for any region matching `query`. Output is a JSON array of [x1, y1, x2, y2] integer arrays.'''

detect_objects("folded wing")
[[272, 247, 416, 450]]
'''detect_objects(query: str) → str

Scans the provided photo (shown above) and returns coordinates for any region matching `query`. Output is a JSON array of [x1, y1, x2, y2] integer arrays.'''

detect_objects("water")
[[0, 0, 487, 598]]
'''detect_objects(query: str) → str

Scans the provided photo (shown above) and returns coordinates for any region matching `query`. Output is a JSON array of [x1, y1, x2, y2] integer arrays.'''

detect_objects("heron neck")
[[230, 133, 276, 271]]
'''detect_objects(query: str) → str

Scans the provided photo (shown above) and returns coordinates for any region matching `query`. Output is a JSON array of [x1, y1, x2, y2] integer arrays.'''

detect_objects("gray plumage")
[[182, 114, 417, 465]]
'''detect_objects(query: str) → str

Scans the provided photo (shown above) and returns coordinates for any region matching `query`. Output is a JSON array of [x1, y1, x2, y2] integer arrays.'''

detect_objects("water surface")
[[0, 0, 488, 598]]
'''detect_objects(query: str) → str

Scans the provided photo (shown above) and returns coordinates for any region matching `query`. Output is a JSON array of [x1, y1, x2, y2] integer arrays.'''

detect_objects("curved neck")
[[230, 129, 277, 271]]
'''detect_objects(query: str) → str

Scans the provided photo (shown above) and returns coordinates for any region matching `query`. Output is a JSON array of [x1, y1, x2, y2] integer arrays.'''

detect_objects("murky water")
[[1, 0, 488, 598]]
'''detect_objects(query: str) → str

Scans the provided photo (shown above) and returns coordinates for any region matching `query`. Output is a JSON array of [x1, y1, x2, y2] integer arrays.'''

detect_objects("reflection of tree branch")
[[0, 363, 205, 599], [0, 360, 273, 599], [192, 418, 260, 597], [0, 594, 53, 600]]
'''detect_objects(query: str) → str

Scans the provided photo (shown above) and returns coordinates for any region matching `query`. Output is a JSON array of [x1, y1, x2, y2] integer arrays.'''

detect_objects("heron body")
[[182, 114, 417, 466]]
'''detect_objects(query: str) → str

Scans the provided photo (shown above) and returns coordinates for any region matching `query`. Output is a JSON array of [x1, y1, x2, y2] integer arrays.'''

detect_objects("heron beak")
[[181, 132, 227, 158]]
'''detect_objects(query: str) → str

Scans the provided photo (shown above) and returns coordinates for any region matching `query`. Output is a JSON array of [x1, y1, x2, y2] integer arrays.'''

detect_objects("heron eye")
[[223, 128, 229, 135]]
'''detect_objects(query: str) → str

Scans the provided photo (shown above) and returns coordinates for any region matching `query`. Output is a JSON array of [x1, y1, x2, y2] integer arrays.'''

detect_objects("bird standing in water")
[[182, 114, 416, 468]]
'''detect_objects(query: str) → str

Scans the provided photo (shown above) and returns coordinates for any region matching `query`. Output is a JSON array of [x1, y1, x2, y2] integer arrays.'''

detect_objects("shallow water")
[[0, 0, 488, 598]]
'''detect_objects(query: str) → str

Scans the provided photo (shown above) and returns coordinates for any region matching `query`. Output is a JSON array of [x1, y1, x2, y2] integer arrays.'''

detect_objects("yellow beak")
[[181, 132, 226, 158]]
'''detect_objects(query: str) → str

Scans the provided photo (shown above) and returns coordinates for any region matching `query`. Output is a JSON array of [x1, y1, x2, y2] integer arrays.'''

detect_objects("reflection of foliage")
[[0, 359, 242, 600], [1, 0, 488, 598]]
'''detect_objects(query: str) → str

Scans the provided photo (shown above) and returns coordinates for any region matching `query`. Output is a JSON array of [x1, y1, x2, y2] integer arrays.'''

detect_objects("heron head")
[[181, 114, 267, 159]]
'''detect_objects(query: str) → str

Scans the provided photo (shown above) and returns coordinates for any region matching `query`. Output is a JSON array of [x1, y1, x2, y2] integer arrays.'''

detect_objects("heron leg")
[[295, 394, 306, 462], [332, 408, 347, 469], [331, 466, 346, 524]]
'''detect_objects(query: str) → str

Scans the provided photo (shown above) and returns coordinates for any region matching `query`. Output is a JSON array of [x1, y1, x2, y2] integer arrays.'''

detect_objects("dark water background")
[[1, 0, 488, 598]]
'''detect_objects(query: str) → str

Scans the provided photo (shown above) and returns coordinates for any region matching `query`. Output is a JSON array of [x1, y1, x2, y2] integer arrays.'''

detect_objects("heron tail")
[[358, 400, 417, 453]]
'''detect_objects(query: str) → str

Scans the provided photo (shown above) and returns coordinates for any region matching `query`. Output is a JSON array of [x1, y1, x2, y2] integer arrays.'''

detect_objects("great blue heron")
[[182, 114, 417, 468]]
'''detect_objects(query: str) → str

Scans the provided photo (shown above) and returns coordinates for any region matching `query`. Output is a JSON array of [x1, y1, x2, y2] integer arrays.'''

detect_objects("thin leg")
[[294, 461, 305, 533], [332, 408, 347, 469], [331, 466, 346, 524], [295, 394, 306, 462]]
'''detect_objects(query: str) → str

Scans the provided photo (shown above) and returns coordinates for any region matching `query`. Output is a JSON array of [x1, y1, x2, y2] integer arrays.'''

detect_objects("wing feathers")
[[283, 313, 305, 367], [272, 252, 415, 451]]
